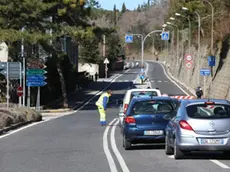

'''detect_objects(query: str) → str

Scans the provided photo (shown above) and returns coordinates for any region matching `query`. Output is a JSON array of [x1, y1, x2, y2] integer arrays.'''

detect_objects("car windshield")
[[186, 104, 230, 119], [130, 91, 158, 100], [131, 100, 174, 115]]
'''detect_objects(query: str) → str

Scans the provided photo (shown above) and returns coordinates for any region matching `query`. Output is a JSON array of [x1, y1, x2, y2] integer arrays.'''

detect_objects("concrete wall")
[[78, 63, 99, 76], [159, 36, 230, 99]]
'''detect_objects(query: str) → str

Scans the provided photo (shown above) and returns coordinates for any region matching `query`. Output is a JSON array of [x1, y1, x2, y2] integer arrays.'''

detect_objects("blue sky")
[[98, 0, 147, 11]]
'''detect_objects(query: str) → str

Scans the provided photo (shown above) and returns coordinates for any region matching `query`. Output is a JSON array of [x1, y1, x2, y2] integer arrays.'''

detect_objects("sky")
[[97, 0, 147, 11]]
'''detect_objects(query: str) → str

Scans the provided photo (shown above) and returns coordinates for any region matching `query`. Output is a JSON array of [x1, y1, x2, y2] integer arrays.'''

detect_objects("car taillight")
[[125, 116, 136, 124], [179, 120, 194, 131], [124, 104, 128, 113]]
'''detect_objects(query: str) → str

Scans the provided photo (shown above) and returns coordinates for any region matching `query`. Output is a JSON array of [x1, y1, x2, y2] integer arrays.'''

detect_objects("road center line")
[[110, 119, 130, 172], [103, 118, 118, 172]]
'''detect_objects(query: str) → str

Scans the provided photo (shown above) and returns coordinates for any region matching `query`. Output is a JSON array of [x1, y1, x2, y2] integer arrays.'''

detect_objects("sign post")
[[184, 54, 193, 84], [26, 59, 47, 110], [104, 58, 109, 78]]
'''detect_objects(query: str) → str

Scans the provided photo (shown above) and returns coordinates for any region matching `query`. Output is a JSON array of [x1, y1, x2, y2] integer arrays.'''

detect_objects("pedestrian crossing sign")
[[125, 35, 133, 43], [161, 32, 169, 41]]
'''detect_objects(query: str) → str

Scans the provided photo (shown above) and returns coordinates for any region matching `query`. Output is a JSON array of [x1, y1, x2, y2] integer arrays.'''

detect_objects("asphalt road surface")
[[0, 61, 230, 172]]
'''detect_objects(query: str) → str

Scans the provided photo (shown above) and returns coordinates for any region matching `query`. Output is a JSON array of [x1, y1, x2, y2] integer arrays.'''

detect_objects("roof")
[[131, 96, 178, 102], [181, 99, 230, 105], [128, 88, 160, 92]]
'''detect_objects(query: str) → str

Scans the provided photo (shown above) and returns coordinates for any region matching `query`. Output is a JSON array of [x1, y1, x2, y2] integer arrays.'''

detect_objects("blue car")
[[122, 96, 180, 150]]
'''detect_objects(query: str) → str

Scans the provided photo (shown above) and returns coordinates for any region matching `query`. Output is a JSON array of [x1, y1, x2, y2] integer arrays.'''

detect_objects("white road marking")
[[157, 62, 189, 96], [103, 118, 118, 172], [110, 119, 130, 172], [168, 155, 174, 158], [210, 160, 230, 169], [0, 68, 132, 140], [158, 80, 162, 83]]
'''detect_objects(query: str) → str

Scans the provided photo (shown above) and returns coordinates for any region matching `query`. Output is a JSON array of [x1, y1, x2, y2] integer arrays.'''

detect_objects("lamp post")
[[175, 12, 191, 54], [132, 34, 144, 66], [203, 0, 214, 55], [167, 22, 179, 68], [195, 11, 201, 86], [143, 30, 163, 65]]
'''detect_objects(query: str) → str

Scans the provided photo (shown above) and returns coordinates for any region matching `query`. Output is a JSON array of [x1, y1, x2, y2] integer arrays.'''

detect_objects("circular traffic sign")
[[185, 54, 193, 62], [17, 86, 23, 97], [185, 61, 192, 69]]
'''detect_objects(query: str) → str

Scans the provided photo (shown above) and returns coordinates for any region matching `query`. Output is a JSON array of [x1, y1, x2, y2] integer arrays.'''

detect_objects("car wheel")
[[123, 135, 131, 150], [174, 139, 184, 159], [165, 136, 173, 155]]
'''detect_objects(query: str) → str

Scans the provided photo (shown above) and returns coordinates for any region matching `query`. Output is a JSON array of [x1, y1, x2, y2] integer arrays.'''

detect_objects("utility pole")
[[21, 27, 26, 107]]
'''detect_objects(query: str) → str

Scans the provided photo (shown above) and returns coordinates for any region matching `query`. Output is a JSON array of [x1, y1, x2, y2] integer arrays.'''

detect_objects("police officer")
[[196, 86, 203, 99], [95, 90, 112, 126]]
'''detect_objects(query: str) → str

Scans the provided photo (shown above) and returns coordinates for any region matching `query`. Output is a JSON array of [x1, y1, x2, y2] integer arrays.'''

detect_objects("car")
[[165, 99, 230, 159], [117, 88, 162, 127], [122, 96, 179, 150]]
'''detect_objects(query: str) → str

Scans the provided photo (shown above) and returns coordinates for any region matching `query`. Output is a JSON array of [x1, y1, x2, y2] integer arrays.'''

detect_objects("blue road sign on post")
[[161, 32, 169, 40], [125, 35, 133, 43], [208, 56, 215, 66], [200, 68, 211, 76], [26, 74, 47, 82], [26, 81, 47, 87]]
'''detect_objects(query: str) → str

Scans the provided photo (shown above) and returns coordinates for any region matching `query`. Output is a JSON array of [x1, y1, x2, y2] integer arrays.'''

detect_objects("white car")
[[118, 88, 162, 127]]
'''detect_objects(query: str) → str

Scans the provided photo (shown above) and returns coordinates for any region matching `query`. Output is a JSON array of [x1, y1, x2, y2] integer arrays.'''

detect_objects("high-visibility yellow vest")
[[96, 92, 110, 107]]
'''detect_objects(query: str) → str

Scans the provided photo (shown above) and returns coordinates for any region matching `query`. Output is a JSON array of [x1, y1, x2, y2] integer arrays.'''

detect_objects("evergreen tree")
[[121, 3, 127, 13], [113, 5, 117, 26]]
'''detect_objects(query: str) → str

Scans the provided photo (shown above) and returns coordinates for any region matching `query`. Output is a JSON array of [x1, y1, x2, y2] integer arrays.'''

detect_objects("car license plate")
[[144, 130, 163, 135], [200, 139, 224, 145]]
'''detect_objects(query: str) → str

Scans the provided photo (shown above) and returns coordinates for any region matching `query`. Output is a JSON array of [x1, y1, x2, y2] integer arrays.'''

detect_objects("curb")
[[159, 61, 195, 96], [0, 120, 41, 136], [40, 108, 72, 113]]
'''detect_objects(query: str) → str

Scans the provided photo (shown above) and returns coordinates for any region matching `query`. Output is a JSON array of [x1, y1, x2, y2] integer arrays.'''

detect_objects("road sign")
[[27, 58, 46, 69], [104, 58, 109, 64], [17, 86, 23, 97], [26, 81, 47, 87], [161, 32, 169, 40], [27, 69, 47, 75], [200, 68, 211, 76], [185, 54, 193, 62], [208, 56, 215, 66], [185, 61, 192, 69], [0, 62, 21, 79], [27, 75, 47, 81], [125, 35, 133, 43]]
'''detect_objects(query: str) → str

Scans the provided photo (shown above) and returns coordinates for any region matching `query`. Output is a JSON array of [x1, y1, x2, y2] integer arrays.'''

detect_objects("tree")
[[121, 3, 127, 13], [113, 5, 117, 26]]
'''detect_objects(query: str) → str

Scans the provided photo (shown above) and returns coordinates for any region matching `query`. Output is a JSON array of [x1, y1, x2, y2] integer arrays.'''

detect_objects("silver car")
[[165, 99, 230, 159]]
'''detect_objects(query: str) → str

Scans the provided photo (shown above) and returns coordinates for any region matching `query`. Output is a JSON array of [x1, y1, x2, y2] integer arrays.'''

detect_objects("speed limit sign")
[[185, 54, 193, 62]]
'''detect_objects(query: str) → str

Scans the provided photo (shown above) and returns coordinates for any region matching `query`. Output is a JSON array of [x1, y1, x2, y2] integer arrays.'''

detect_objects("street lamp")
[[175, 12, 191, 54], [203, 0, 214, 55], [195, 11, 201, 86], [167, 22, 179, 68], [132, 34, 144, 66]]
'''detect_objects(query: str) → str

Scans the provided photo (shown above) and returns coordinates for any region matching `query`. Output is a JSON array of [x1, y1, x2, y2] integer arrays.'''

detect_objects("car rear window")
[[131, 100, 174, 115], [186, 104, 230, 119], [130, 91, 158, 100]]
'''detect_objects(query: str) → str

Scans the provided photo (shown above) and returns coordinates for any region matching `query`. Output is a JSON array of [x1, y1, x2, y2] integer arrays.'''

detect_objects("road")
[[0, 61, 229, 172]]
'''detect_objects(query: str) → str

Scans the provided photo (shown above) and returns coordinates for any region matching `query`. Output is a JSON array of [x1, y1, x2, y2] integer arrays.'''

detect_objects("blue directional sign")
[[27, 75, 47, 82], [200, 68, 211, 76], [208, 56, 216, 67], [161, 32, 169, 40], [125, 35, 133, 43], [26, 81, 47, 87]]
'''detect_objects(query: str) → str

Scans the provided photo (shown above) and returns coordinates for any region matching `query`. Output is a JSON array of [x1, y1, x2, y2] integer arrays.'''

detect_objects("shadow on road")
[[72, 81, 134, 110], [130, 144, 165, 150], [180, 151, 230, 160]]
